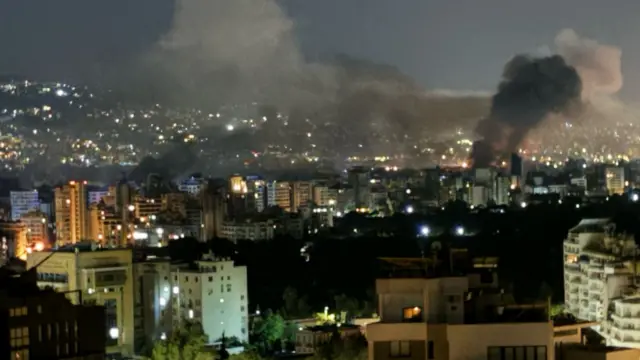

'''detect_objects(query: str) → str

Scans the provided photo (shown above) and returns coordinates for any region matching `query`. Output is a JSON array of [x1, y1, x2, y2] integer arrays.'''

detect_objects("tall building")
[[291, 181, 313, 212], [347, 167, 369, 208], [606, 167, 626, 195], [10, 190, 39, 221], [170, 254, 249, 344], [202, 182, 226, 241], [20, 209, 49, 246], [367, 258, 554, 360], [54, 181, 88, 245], [424, 167, 442, 205], [0, 220, 27, 260], [271, 181, 292, 212], [563, 218, 640, 347], [27, 247, 135, 356], [510, 153, 524, 178], [0, 269, 106, 360], [132, 257, 173, 354]]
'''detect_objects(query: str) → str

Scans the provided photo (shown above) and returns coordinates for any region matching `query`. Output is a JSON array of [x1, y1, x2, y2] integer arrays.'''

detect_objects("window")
[[402, 307, 422, 322], [221, 284, 224, 292], [227, 284, 232, 292], [390, 341, 411, 357], [185, 276, 189, 282], [488, 346, 547, 360], [10, 327, 29, 347], [10, 350, 28, 360], [208, 276, 213, 282], [428, 341, 434, 359], [241, 295, 245, 300], [241, 306, 245, 311], [227, 276, 231, 280], [195, 277, 199, 283], [37, 305, 42, 314]]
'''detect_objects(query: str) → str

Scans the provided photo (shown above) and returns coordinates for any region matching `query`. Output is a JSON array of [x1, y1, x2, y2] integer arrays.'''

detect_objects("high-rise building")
[[606, 166, 625, 195], [10, 190, 39, 221], [312, 184, 332, 207], [27, 247, 135, 356], [202, 182, 226, 241], [132, 257, 173, 354], [510, 153, 524, 178], [347, 167, 369, 208], [20, 209, 49, 246], [54, 181, 88, 245], [0, 220, 27, 260], [271, 181, 292, 212], [563, 219, 638, 319], [291, 181, 313, 212], [0, 269, 106, 360], [170, 255, 249, 344]]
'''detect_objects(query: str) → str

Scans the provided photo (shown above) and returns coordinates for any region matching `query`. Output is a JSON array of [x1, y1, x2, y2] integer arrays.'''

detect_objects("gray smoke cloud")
[[555, 29, 623, 99], [471, 29, 622, 167], [136, 0, 338, 110]]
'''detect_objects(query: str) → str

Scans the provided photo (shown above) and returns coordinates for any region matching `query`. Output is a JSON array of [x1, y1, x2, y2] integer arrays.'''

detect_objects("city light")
[[226, 124, 234, 131], [405, 205, 414, 214], [109, 327, 119, 340], [520, 202, 527, 208], [455, 226, 465, 236], [420, 226, 430, 237], [172, 286, 179, 295], [632, 193, 639, 202]]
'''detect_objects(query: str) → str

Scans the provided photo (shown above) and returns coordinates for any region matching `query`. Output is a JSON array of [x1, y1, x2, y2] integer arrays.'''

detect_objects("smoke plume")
[[471, 29, 622, 167]]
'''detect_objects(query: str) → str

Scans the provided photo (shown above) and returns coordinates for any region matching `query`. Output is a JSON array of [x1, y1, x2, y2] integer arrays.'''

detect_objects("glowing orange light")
[[34, 242, 44, 251], [26, 247, 33, 254]]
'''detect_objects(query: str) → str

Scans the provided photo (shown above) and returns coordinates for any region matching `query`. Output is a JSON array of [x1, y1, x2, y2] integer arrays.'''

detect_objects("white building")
[[563, 218, 640, 347], [221, 220, 275, 242], [170, 255, 249, 344], [10, 190, 39, 221]]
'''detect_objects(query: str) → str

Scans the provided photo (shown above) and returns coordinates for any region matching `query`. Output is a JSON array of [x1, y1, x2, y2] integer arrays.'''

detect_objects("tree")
[[251, 310, 286, 353], [151, 321, 216, 360], [282, 287, 311, 319], [334, 294, 361, 320]]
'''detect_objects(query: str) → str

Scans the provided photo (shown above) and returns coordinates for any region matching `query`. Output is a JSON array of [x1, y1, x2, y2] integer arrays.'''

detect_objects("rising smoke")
[[471, 29, 623, 167]]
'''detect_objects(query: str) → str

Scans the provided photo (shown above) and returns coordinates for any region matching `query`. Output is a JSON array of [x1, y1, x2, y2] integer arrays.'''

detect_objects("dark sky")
[[1, 0, 640, 99]]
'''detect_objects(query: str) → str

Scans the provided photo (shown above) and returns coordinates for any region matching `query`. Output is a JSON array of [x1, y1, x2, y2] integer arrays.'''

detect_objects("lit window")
[[402, 306, 422, 321], [10, 327, 29, 348]]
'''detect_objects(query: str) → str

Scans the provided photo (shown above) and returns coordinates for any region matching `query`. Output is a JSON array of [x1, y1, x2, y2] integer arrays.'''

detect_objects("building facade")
[[170, 255, 249, 344], [26, 247, 135, 356]]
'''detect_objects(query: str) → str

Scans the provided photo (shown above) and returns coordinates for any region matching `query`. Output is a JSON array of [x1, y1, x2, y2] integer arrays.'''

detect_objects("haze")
[[2, 0, 640, 99]]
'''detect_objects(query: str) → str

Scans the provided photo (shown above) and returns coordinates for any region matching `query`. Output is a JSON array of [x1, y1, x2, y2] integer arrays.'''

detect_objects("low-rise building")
[[296, 324, 362, 354], [366, 258, 554, 360], [0, 268, 106, 360]]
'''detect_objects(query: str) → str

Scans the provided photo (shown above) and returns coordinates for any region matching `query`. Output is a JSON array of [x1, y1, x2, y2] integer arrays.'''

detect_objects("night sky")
[[1, 0, 640, 99]]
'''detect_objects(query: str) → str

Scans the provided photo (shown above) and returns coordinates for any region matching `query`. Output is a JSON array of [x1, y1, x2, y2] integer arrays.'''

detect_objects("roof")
[[569, 218, 612, 234]]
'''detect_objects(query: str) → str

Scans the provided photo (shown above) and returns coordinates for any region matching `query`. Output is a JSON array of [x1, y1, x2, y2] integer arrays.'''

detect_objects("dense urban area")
[[5, 1, 640, 360]]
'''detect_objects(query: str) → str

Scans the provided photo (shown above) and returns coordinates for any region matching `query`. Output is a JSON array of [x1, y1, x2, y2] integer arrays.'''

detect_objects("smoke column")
[[471, 29, 622, 167]]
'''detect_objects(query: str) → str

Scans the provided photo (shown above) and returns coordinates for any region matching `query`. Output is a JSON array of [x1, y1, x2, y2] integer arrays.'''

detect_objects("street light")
[[420, 226, 430, 237], [109, 327, 119, 340], [455, 226, 465, 236]]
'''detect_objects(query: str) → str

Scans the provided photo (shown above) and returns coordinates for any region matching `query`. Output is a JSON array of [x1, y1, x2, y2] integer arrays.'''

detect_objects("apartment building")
[[170, 254, 249, 344], [9, 190, 39, 221], [132, 256, 173, 354], [366, 258, 554, 360], [26, 246, 135, 357], [220, 220, 275, 242], [0, 269, 106, 360], [54, 181, 88, 245]]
